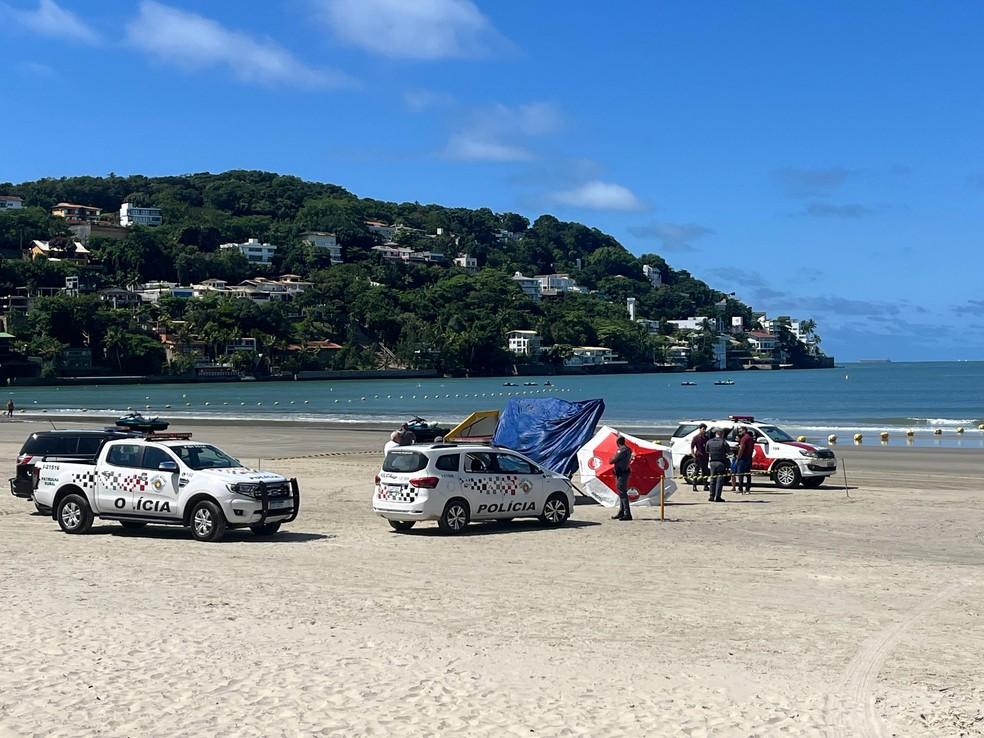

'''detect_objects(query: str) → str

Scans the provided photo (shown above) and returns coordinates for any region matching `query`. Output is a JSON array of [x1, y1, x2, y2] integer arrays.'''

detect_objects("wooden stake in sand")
[[660, 476, 665, 521]]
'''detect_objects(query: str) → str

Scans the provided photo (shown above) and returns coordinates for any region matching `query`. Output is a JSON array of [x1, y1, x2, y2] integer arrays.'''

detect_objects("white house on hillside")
[[220, 238, 277, 265], [564, 346, 625, 367], [667, 316, 710, 332], [642, 264, 662, 288], [120, 203, 162, 227], [0, 195, 23, 210], [507, 330, 541, 356], [535, 273, 583, 296], [511, 272, 541, 301], [301, 231, 343, 264]]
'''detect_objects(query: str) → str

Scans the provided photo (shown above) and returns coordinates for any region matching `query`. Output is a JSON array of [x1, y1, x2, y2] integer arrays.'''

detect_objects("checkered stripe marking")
[[460, 474, 531, 496], [101, 471, 148, 493], [378, 487, 417, 503], [70, 471, 97, 490]]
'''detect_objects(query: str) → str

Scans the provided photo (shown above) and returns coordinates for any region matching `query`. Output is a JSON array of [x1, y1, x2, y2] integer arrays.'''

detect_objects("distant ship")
[[859, 359, 892, 364]]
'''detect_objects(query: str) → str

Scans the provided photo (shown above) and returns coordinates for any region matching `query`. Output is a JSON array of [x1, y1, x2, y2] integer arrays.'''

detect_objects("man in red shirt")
[[735, 426, 755, 493]]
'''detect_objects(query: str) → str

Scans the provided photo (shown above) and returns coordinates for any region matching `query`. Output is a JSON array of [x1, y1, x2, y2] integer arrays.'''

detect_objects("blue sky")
[[1, 0, 983, 361]]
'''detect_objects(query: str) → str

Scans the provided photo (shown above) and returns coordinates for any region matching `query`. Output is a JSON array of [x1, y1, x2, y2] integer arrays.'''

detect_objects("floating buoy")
[[933, 428, 942, 435], [185, 402, 191, 406], [956, 427, 965, 434], [879, 431, 889, 442], [905, 429, 915, 437], [126, 406, 133, 411], [796, 435, 807, 442], [828, 434, 837, 444], [165, 404, 171, 409], [257, 402, 262, 406], [304, 400, 309, 404], [853, 433, 863, 444], [145, 404, 151, 409], [360, 397, 366, 401], [978, 423, 984, 431], [204, 402, 209, 406], [182, 394, 187, 399]]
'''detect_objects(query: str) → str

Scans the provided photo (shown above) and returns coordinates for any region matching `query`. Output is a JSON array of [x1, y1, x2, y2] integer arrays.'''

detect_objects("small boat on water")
[[713, 379, 736, 386], [543, 381, 553, 386], [116, 413, 170, 432], [523, 382, 538, 386], [503, 382, 518, 386], [680, 381, 697, 386]]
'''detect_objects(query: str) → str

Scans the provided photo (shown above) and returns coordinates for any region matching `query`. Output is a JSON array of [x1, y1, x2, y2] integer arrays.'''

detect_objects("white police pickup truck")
[[34, 433, 299, 542]]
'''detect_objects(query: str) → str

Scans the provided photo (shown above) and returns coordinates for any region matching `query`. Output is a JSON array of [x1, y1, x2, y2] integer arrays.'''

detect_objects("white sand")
[[0, 423, 982, 737]]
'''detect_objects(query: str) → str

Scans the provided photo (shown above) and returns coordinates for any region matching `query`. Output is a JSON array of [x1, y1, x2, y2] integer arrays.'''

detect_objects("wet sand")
[[0, 418, 982, 736]]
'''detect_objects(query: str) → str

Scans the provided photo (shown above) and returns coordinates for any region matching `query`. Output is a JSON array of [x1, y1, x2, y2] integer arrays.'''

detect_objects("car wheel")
[[249, 521, 282, 536], [539, 493, 570, 527], [57, 493, 93, 534], [119, 521, 147, 530], [388, 520, 416, 532], [189, 500, 227, 542], [681, 458, 699, 485], [438, 499, 469, 534], [773, 462, 802, 489], [801, 476, 825, 488]]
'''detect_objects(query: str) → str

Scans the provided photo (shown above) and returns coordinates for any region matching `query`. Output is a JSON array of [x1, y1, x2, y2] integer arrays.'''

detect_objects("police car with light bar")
[[373, 443, 575, 534], [33, 433, 299, 542], [669, 415, 837, 489]]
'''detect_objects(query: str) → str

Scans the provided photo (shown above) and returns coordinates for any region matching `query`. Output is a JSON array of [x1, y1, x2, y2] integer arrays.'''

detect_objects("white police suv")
[[373, 443, 575, 534]]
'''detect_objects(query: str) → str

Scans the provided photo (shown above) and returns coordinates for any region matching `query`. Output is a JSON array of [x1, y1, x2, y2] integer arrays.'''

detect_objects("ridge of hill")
[[0, 170, 824, 377]]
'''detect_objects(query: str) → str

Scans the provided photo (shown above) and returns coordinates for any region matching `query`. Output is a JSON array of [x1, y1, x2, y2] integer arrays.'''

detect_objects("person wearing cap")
[[705, 427, 730, 502], [609, 435, 633, 521], [689, 423, 710, 492]]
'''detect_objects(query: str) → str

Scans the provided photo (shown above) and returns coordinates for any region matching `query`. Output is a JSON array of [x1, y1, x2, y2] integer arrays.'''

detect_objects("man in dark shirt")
[[735, 426, 755, 493], [705, 427, 730, 502], [391, 424, 416, 446], [690, 423, 710, 492], [609, 436, 633, 521]]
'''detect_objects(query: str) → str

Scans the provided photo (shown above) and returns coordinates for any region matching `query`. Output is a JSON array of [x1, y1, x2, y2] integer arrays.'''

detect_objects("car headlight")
[[227, 482, 262, 498], [798, 449, 817, 458]]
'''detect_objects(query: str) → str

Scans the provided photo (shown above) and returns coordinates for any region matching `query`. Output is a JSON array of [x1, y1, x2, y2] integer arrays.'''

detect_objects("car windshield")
[[172, 444, 241, 470], [758, 425, 795, 442]]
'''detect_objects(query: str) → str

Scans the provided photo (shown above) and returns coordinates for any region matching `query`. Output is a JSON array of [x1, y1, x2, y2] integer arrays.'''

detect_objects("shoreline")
[[8, 412, 984, 450]]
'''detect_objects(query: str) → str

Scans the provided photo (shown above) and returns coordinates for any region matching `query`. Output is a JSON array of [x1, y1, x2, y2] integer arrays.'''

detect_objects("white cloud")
[[550, 180, 644, 211], [444, 134, 533, 162], [5, 0, 100, 44], [403, 88, 455, 112], [18, 60, 56, 78], [629, 221, 713, 250], [442, 101, 561, 162], [125, 1, 349, 88], [314, 0, 506, 59]]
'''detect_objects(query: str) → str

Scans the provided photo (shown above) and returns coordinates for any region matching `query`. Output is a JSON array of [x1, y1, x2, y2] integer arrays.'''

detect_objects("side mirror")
[[158, 461, 179, 473]]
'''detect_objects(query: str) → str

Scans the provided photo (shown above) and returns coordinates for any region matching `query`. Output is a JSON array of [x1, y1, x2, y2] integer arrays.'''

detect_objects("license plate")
[[386, 485, 403, 494], [269, 499, 291, 509], [815, 459, 835, 468]]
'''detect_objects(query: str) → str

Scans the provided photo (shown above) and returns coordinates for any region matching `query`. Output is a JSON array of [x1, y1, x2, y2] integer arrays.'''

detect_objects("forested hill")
[[0, 170, 819, 376]]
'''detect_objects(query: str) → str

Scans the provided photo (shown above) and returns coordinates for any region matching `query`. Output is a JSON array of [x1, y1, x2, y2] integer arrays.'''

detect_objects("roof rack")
[[729, 415, 755, 422], [144, 431, 193, 440]]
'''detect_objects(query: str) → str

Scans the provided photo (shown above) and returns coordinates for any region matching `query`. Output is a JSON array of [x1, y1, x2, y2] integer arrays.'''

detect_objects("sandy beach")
[[0, 419, 982, 737]]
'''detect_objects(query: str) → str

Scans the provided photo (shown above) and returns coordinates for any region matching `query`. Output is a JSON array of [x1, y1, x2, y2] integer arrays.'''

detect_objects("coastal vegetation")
[[0, 171, 827, 378]]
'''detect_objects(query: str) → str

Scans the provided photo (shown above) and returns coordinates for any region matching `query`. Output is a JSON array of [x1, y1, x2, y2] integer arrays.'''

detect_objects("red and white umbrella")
[[576, 426, 676, 507]]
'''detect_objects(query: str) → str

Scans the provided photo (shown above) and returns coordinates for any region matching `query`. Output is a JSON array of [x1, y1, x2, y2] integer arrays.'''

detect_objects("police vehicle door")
[[494, 453, 543, 516], [137, 445, 180, 519], [96, 443, 144, 515], [461, 451, 498, 519]]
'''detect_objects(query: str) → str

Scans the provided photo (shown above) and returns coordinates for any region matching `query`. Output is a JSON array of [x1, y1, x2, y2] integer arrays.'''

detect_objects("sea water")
[[7, 361, 984, 447]]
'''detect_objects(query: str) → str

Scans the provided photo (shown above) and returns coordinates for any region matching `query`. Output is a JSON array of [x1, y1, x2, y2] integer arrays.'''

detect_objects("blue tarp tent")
[[492, 397, 605, 475]]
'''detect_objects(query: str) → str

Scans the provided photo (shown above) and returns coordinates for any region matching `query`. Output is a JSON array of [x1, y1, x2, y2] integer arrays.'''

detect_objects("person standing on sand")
[[735, 426, 755, 493], [5, 399, 13, 418], [706, 427, 729, 502], [609, 436, 633, 521], [690, 423, 710, 492]]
